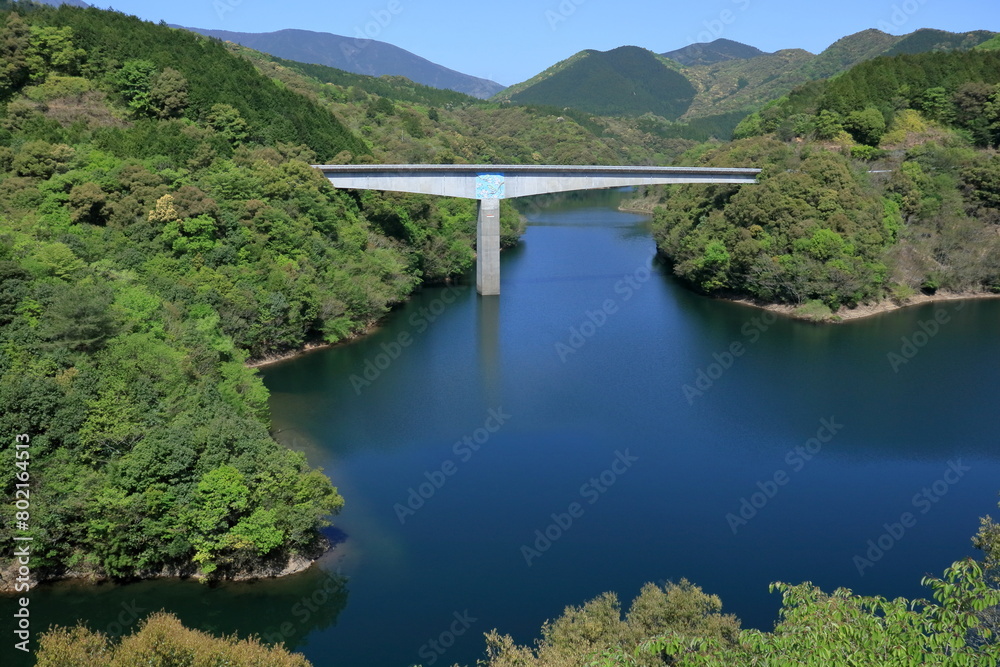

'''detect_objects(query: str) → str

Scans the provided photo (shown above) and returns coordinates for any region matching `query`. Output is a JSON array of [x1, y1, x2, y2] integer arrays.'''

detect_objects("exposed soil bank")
[[724, 290, 1000, 323]]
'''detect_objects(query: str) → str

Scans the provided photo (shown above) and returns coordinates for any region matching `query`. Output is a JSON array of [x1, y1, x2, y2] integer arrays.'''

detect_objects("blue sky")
[[90, 0, 1000, 86]]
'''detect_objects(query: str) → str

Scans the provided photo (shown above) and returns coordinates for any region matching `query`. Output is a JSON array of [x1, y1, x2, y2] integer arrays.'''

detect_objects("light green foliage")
[[13, 140, 74, 178], [814, 109, 844, 140], [35, 612, 313, 666], [483, 580, 739, 667], [29, 241, 85, 279], [24, 74, 91, 101], [207, 103, 251, 146], [850, 144, 884, 160], [0, 12, 30, 93], [24, 24, 85, 82], [112, 59, 157, 116], [230, 508, 285, 555], [918, 86, 952, 121], [161, 213, 218, 255], [639, 559, 1000, 666], [793, 299, 835, 321]]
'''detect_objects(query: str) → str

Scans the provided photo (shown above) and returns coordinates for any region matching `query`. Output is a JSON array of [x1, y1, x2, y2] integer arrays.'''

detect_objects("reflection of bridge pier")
[[477, 293, 501, 403], [314, 164, 760, 296]]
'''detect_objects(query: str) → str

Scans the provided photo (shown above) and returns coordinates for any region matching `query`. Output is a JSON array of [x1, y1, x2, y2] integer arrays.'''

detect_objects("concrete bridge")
[[313, 164, 761, 295]]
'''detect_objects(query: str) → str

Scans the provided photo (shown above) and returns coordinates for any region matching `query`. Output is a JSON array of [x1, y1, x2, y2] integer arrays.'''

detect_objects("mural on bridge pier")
[[475, 173, 506, 199]]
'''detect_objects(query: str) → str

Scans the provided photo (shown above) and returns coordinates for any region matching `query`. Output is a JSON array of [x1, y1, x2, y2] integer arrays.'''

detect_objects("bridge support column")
[[476, 198, 501, 296]]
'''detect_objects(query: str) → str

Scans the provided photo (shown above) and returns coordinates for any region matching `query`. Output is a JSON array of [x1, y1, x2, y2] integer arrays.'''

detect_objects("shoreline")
[[0, 544, 327, 594], [246, 320, 384, 369], [723, 290, 1000, 323], [613, 199, 1000, 322]]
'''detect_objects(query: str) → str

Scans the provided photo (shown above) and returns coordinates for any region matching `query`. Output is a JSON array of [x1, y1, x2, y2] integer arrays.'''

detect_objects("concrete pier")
[[477, 198, 501, 296]]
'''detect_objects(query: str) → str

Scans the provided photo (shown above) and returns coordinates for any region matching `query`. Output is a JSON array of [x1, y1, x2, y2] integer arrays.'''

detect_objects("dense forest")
[[0, 1, 530, 587], [647, 48, 1000, 318]]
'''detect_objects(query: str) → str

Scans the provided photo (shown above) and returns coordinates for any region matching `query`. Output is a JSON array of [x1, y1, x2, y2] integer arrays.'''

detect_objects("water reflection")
[[6, 565, 348, 666], [477, 295, 501, 406]]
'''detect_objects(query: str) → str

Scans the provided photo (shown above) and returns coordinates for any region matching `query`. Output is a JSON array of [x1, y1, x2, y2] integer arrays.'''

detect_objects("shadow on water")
[[4, 565, 348, 665]]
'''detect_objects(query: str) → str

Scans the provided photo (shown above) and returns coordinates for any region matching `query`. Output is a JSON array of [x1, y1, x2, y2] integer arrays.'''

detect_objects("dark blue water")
[[16, 190, 1000, 667]]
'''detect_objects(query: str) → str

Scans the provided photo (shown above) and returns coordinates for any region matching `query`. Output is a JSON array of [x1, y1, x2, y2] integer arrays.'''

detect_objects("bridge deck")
[[313, 164, 760, 199], [312, 164, 760, 295]]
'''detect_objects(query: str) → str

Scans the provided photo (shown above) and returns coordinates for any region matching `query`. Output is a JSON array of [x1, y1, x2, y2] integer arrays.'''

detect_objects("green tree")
[[25, 25, 86, 82], [112, 59, 158, 117], [68, 182, 107, 225], [843, 107, 887, 146], [645, 560, 1000, 666], [149, 67, 188, 119], [188, 465, 251, 573], [207, 103, 251, 146], [814, 109, 844, 140], [0, 12, 30, 94], [41, 282, 117, 353]]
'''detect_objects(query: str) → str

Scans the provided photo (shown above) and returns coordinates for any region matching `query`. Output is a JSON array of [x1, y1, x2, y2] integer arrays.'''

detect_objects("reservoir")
[[19, 189, 1000, 666]]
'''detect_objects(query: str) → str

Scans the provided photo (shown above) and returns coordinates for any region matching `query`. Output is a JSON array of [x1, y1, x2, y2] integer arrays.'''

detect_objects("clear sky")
[[89, 0, 1000, 86]]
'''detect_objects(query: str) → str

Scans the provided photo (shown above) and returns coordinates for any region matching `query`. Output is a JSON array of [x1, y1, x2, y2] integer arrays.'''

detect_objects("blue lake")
[[21, 190, 1000, 667]]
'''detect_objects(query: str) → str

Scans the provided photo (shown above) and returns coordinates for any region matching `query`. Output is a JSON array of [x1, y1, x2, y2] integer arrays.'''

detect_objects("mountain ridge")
[[175, 26, 505, 99], [662, 38, 768, 67], [498, 28, 997, 131], [494, 46, 696, 120]]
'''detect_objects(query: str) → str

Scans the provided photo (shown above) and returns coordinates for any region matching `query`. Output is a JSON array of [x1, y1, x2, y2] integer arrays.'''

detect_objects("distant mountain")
[[662, 38, 767, 67], [686, 28, 996, 119], [25, 0, 90, 6], [797, 28, 902, 80], [885, 28, 998, 55], [496, 27, 996, 139], [177, 27, 505, 99], [494, 46, 696, 119], [681, 48, 815, 119]]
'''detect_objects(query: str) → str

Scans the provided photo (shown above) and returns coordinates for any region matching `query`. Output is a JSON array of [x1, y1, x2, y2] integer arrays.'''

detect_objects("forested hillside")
[[498, 46, 697, 119], [0, 1, 532, 586], [496, 29, 996, 143], [646, 48, 1000, 319]]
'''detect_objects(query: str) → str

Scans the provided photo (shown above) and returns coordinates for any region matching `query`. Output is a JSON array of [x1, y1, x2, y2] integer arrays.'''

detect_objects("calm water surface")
[[18, 190, 1000, 667]]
